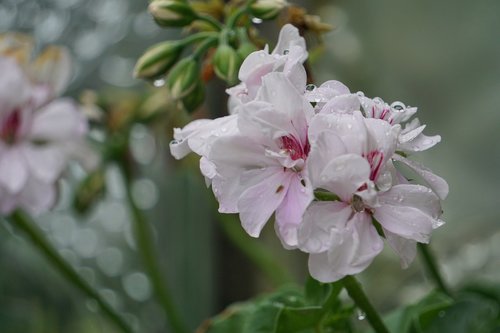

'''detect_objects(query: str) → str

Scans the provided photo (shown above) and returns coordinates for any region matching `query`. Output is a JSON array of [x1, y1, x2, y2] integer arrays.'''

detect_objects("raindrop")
[[391, 101, 406, 111], [357, 309, 366, 320], [251, 17, 263, 24], [283, 49, 289, 55], [373, 97, 384, 104], [438, 310, 446, 318], [305, 84, 316, 91], [153, 78, 165, 87], [356, 91, 365, 97]]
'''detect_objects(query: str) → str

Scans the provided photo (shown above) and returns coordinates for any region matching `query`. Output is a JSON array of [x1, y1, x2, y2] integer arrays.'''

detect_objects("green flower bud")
[[148, 0, 197, 27], [237, 41, 258, 60], [213, 44, 241, 85], [166, 57, 199, 99], [73, 169, 106, 215], [250, 0, 287, 20], [181, 81, 205, 113], [134, 41, 183, 79]]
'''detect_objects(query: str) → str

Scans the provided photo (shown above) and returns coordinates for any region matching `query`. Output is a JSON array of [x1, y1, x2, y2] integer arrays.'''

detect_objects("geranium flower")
[[227, 24, 308, 113], [208, 73, 314, 247], [0, 49, 93, 215], [298, 112, 444, 282]]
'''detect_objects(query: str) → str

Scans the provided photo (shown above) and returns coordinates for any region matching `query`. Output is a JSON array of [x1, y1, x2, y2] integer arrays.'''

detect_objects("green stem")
[[180, 31, 219, 47], [226, 0, 255, 29], [417, 243, 452, 297], [341, 275, 390, 333], [192, 36, 218, 59], [8, 210, 133, 333], [217, 213, 294, 286], [120, 159, 189, 333], [195, 13, 224, 30]]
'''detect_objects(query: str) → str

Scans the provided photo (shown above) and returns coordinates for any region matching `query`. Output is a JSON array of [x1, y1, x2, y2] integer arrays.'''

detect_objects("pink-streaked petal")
[[29, 98, 86, 141], [392, 154, 449, 200], [298, 201, 351, 253], [238, 168, 292, 237], [373, 204, 434, 243], [384, 230, 417, 269], [21, 144, 65, 183], [275, 174, 314, 247], [0, 148, 28, 193]]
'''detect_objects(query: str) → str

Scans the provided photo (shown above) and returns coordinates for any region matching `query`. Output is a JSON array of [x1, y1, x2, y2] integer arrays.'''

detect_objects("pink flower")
[[298, 112, 444, 282], [227, 24, 307, 113], [208, 73, 314, 247], [0, 54, 92, 215]]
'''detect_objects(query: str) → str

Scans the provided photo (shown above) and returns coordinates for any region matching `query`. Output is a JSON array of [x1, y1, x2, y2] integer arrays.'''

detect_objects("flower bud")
[[166, 57, 199, 99], [250, 0, 287, 20], [212, 44, 241, 85], [237, 41, 258, 60], [148, 0, 197, 27], [181, 81, 205, 113], [134, 41, 183, 79]]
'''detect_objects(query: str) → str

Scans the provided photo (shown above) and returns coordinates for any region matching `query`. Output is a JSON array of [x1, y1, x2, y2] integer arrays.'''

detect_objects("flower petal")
[[0, 148, 28, 193], [384, 230, 417, 269], [21, 144, 65, 183], [275, 174, 314, 247]]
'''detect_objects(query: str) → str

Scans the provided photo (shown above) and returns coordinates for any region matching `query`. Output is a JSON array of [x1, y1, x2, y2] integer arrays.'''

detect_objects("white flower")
[[226, 24, 308, 113], [0, 54, 93, 215], [209, 73, 314, 247], [298, 112, 444, 282]]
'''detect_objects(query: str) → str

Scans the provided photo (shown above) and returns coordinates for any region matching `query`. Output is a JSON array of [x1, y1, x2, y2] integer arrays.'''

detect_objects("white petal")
[[275, 174, 314, 247], [21, 144, 65, 183], [0, 57, 31, 115], [377, 184, 442, 219], [307, 130, 347, 187], [374, 204, 434, 243], [238, 168, 292, 237], [318, 154, 371, 202], [0, 148, 28, 193], [392, 154, 449, 200], [31, 46, 71, 96], [320, 94, 360, 114], [298, 201, 351, 253], [398, 133, 441, 153], [384, 230, 417, 269], [308, 213, 383, 283], [272, 24, 307, 61], [29, 98, 86, 141], [18, 177, 56, 215]]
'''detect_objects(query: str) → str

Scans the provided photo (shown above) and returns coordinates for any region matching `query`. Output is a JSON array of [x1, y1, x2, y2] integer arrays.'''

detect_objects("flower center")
[[1, 110, 21, 144], [279, 134, 310, 161]]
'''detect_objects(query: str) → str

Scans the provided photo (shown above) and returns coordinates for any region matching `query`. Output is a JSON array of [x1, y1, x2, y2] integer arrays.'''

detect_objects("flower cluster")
[[170, 25, 448, 282], [0, 34, 95, 215]]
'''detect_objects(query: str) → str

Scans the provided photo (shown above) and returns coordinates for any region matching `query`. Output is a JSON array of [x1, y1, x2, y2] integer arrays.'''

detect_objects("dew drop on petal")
[[391, 101, 406, 111], [356, 91, 365, 97], [251, 17, 263, 24], [283, 49, 289, 55], [357, 309, 366, 320], [305, 84, 316, 91]]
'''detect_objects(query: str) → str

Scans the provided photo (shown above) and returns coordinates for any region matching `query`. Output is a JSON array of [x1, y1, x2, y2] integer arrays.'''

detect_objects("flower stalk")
[[8, 210, 133, 333], [417, 243, 452, 297], [341, 275, 389, 333], [119, 156, 189, 333]]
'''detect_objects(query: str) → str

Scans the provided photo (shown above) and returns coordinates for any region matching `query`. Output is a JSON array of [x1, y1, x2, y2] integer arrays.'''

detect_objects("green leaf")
[[242, 303, 283, 333], [276, 306, 324, 333]]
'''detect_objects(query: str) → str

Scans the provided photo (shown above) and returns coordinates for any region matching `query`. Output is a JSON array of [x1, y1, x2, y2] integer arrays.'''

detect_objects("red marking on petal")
[[1, 109, 21, 144], [363, 150, 384, 181]]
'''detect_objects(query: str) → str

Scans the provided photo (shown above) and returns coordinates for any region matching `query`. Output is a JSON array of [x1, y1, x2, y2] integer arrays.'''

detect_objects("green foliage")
[[200, 279, 354, 333]]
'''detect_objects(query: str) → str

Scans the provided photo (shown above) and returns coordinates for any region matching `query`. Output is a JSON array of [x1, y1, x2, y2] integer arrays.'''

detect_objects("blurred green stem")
[[341, 275, 389, 333], [195, 13, 224, 30], [120, 158, 189, 333], [418, 243, 452, 297], [8, 210, 133, 333], [216, 213, 294, 286], [226, 0, 255, 29]]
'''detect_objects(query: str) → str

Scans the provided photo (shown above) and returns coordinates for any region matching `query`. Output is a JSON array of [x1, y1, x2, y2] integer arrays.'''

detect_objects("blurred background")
[[0, 0, 499, 332]]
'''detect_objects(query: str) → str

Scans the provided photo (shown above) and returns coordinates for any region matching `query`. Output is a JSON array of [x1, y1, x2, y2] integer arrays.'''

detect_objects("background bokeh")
[[1, 0, 499, 332]]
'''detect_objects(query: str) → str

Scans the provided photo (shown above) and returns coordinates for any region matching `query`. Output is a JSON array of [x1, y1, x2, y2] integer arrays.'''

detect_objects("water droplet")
[[251, 17, 263, 24], [357, 309, 366, 320], [283, 49, 289, 55], [122, 272, 152, 302], [373, 97, 384, 104], [391, 101, 406, 111], [438, 310, 446, 318], [153, 78, 165, 87], [356, 91, 365, 97], [305, 84, 316, 91]]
